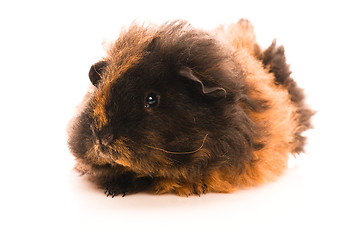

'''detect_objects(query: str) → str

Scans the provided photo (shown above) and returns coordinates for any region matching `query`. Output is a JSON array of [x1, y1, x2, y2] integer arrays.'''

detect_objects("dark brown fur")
[[68, 20, 313, 197], [259, 41, 314, 153]]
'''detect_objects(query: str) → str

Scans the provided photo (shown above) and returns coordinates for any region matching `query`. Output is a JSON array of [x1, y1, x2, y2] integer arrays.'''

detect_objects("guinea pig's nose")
[[98, 126, 114, 146], [100, 132, 114, 146]]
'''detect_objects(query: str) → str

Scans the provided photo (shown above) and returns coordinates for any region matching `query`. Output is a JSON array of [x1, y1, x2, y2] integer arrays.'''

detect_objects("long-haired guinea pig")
[[68, 19, 313, 197]]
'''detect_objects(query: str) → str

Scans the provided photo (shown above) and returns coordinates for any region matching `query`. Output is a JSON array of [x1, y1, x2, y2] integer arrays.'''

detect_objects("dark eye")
[[145, 93, 159, 108]]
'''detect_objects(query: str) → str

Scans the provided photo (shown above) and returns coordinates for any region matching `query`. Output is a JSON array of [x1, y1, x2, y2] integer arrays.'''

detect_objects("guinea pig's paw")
[[104, 186, 128, 198], [174, 183, 208, 197], [102, 174, 154, 197], [174, 187, 192, 197], [102, 178, 132, 198], [194, 183, 208, 196]]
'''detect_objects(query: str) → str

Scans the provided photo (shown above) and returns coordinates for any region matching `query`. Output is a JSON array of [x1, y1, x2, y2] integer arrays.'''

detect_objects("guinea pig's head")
[[68, 21, 258, 178]]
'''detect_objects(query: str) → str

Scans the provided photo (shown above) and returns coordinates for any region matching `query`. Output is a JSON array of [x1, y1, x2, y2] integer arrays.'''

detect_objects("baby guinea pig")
[[68, 19, 313, 197]]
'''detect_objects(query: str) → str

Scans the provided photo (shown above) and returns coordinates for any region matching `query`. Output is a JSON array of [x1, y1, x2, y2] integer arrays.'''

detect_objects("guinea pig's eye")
[[145, 93, 160, 108]]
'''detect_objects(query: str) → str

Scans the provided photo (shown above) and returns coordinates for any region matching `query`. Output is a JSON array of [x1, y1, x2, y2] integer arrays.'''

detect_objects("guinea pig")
[[68, 19, 313, 197]]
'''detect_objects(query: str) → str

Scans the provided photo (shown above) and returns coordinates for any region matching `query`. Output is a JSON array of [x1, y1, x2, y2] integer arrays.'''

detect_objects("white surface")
[[1, 1, 360, 239]]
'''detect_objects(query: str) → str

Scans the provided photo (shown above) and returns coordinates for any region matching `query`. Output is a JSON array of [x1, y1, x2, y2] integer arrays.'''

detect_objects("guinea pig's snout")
[[90, 124, 114, 146], [99, 131, 114, 146]]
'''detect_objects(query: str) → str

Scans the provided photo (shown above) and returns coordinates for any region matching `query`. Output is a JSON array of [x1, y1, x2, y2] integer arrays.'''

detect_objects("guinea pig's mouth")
[[90, 143, 132, 168], [93, 144, 111, 159], [89, 125, 114, 158], [89, 127, 133, 168]]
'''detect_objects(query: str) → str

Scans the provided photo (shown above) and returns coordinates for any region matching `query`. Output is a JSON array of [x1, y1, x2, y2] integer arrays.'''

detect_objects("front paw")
[[102, 174, 153, 197], [104, 186, 127, 198]]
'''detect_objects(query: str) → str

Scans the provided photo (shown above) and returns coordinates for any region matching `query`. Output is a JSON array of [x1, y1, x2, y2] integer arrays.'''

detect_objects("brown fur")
[[215, 20, 313, 188], [68, 19, 313, 197]]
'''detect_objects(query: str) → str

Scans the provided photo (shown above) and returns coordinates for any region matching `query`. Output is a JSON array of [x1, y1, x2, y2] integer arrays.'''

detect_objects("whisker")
[[144, 134, 208, 155]]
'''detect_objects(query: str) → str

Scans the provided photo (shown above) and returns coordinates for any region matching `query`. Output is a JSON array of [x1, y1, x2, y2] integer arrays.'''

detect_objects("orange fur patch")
[[91, 25, 157, 128], [216, 20, 299, 187], [109, 139, 133, 167], [207, 169, 238, 193]]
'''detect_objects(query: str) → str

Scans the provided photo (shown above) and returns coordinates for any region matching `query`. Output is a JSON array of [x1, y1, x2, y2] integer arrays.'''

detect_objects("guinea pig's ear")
[[179, 67, 227, 99], [89, 60, 107, 87]]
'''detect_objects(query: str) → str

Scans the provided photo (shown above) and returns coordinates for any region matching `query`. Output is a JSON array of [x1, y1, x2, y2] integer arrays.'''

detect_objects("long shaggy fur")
[[68, 19, 313, 197]]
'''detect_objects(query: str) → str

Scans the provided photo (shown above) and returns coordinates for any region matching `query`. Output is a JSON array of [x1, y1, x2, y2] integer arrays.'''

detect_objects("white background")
[[1, 0, 360, 239]]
